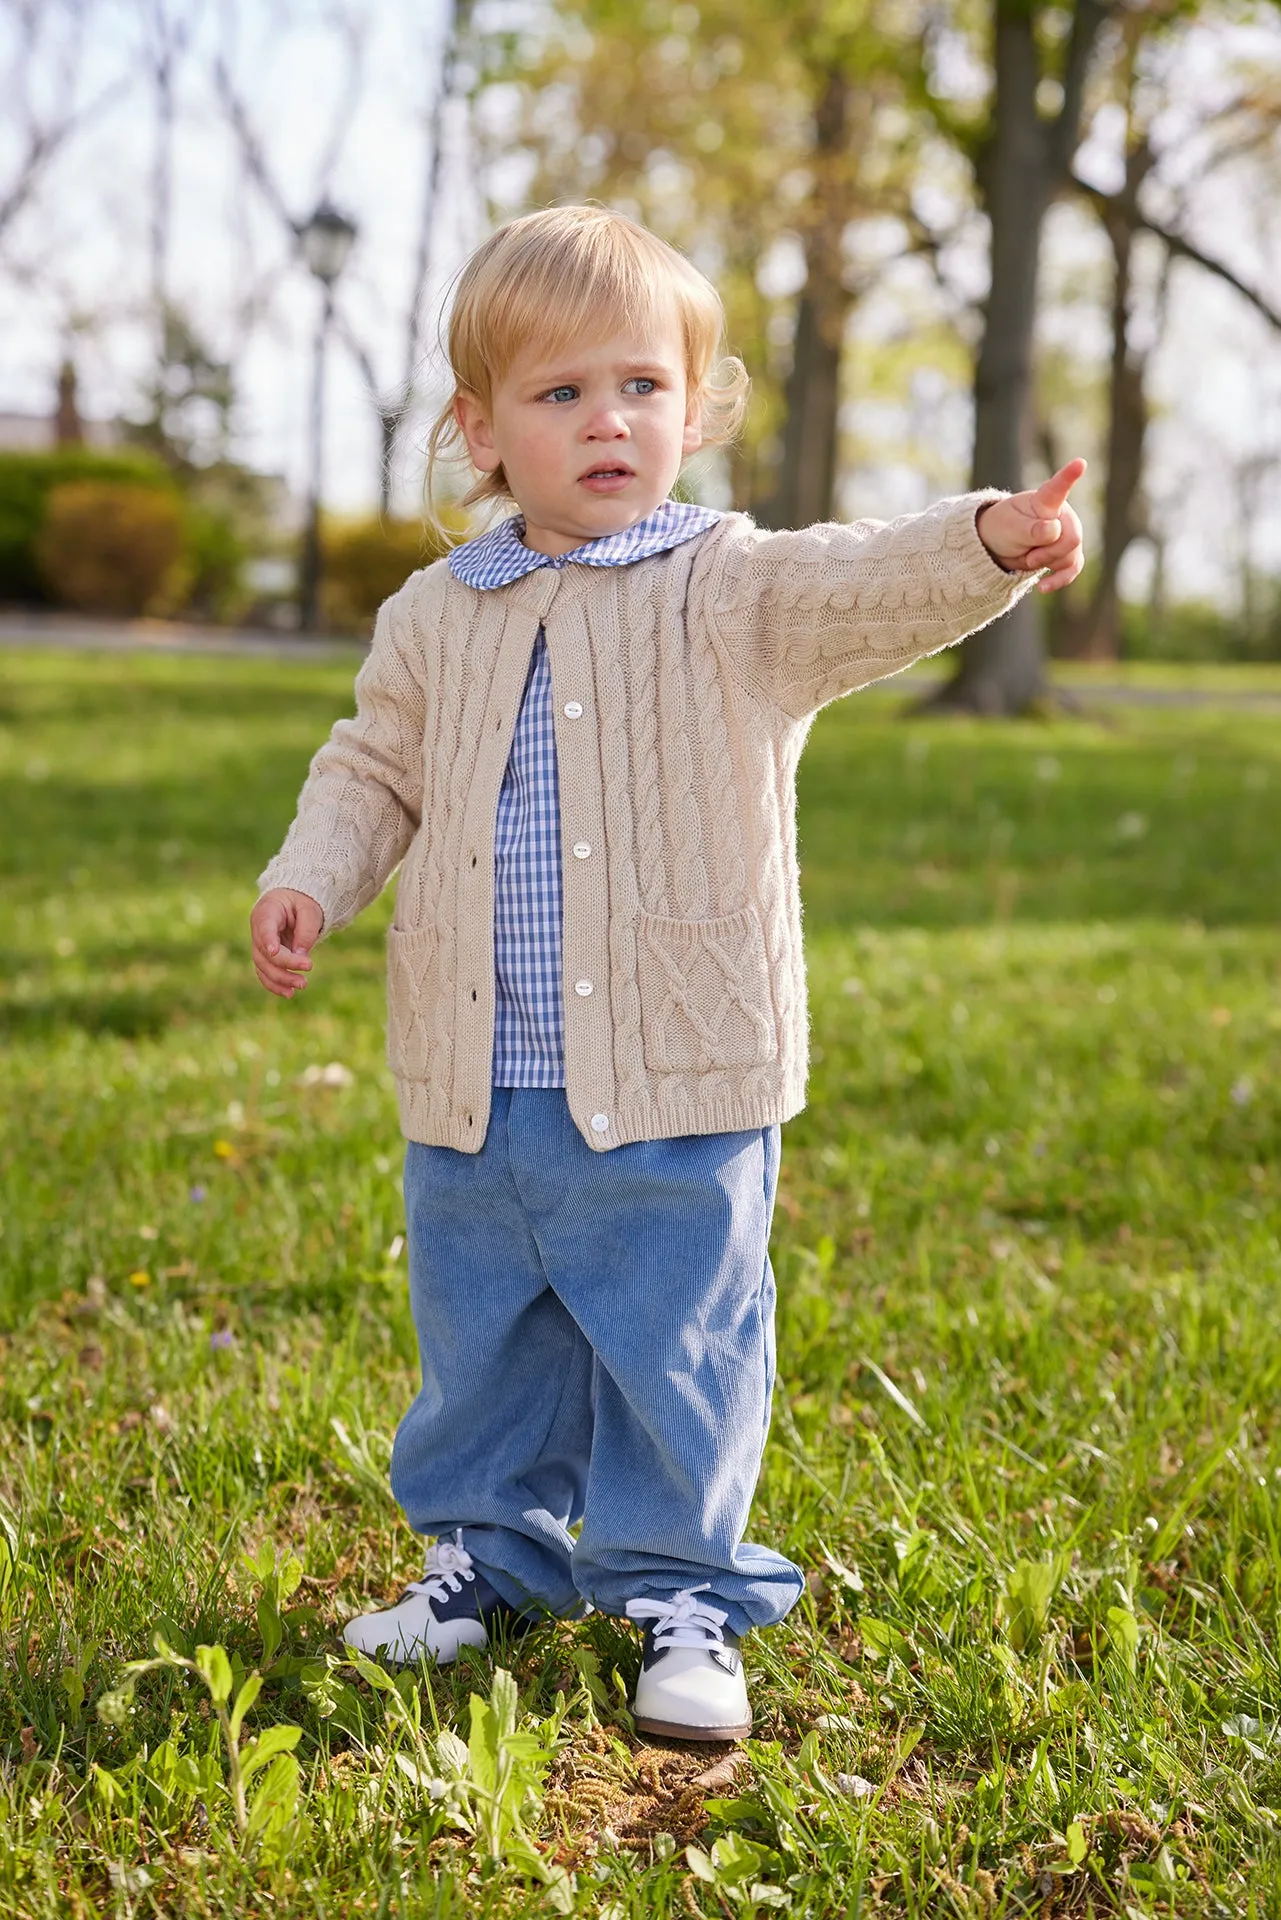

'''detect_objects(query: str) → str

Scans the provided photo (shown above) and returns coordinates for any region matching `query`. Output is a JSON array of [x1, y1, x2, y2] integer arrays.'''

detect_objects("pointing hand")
[[976, 458, 1087, 593]]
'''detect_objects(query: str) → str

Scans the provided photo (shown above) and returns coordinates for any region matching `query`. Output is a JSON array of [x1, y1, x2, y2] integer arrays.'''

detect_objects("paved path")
[[0, 610, 363, 665], [3, 610, 1279, 706]]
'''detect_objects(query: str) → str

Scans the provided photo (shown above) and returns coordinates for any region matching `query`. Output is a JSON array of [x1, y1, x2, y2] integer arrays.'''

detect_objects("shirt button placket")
[[556, 665, 608, 1140]]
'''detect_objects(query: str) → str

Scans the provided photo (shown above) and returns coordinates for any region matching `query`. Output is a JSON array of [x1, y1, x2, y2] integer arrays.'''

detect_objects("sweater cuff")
[[255, 857, 343, 937]]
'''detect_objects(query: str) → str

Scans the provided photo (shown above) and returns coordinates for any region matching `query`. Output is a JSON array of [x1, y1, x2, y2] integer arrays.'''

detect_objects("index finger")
[[1034, 457, 1087, 514]]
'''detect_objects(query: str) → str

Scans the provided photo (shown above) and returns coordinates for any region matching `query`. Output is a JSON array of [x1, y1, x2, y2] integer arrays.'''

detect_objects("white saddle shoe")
[[342, 1535, 519, 1667], [626, 1586, 751, 1742]]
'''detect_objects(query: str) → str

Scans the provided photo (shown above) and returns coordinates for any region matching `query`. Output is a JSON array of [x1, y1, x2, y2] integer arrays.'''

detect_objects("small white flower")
[[107, 1863, 152, 1894], [301, 1062, 355, 1088]]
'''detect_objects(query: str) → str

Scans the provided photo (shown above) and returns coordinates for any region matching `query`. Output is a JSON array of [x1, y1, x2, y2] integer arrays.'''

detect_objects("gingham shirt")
[[449, 500, 721, 1085]]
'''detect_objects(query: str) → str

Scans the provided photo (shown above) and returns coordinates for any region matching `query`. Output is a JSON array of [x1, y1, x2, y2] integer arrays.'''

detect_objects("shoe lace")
[[402, 1532, 475, 1609], [625, 1584, 728, 1651]]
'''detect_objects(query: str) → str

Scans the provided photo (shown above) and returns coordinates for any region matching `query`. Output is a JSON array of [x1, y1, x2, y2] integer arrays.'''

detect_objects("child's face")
[[454, 314, 704, 556]]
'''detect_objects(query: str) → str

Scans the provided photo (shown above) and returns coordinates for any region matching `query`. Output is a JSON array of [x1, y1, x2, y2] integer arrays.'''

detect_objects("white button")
[[563, 700, 583, 718], [574, 979, 594, 997], [572, 842, 591, 859], [590, 1113, 609, 1132]]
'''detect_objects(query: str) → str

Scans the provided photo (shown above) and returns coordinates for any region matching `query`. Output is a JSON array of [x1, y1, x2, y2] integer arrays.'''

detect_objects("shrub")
[[180, 461, 286, 624], [0, 449, 173, 602], [35, 480, 187, 617], [1121, 593, 1281, 663], [184, 501, 248, 622], [321, 514, 463, 635]]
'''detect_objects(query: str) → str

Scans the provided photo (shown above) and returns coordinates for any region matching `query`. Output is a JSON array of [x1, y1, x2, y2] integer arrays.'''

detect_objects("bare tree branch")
[[313, 5, 368, 196], [213, 52, 301, 238], [334, 308, 386, 414], [136, 0, 206, 313], [400, 0, 475, 396], [0, 0, 130, 244], [1071, 171, 1281, 332], [214, 0, 476, 509], [1049, 0, 1116, 182]]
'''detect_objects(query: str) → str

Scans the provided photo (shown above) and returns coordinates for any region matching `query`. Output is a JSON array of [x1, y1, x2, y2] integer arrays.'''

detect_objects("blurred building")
[[0, 362, 119, 452]]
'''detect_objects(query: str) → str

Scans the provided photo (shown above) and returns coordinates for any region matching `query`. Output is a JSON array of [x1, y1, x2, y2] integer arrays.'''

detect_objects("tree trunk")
[[753, 70, 851, 529], [932, 0, 1110, 713], [1077, 205, 1148, 658], [754, 293, 843, 527], [1080, 142, 1158, 659]]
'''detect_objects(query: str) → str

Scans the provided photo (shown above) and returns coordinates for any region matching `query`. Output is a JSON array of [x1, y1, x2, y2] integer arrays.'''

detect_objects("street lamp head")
[[299, 200, 358, 286]]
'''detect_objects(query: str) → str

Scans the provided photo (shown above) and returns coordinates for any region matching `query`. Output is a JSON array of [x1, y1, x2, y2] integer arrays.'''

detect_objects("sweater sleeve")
[[256, 572, 433, 933], [693, 493, 1039, 720]]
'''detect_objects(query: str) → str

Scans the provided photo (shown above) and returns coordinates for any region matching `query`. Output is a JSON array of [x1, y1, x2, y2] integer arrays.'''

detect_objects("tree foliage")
[[484, 0, 940, 519]]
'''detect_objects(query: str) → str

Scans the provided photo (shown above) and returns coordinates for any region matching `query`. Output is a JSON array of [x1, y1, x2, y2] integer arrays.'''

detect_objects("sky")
[[1, 0, 1279, 606]]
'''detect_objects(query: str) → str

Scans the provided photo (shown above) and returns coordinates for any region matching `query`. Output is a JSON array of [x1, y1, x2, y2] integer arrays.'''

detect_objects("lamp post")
[[297, 199, 358, 631]]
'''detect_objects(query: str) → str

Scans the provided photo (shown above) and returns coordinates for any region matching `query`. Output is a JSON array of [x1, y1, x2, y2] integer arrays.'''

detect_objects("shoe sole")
[[341, 1632, 486, 1668], [633, 1713, 752, 1742]]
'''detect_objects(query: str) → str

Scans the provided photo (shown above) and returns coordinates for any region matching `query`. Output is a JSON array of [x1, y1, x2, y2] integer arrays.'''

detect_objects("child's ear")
[[454, 391, 502, 473]]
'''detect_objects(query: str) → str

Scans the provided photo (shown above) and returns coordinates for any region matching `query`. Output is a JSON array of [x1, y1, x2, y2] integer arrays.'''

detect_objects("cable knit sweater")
[[259, 493, 1034, 1151]]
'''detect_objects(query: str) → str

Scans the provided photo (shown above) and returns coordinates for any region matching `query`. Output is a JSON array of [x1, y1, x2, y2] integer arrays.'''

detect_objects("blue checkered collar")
[[447, 498, 721, 590]]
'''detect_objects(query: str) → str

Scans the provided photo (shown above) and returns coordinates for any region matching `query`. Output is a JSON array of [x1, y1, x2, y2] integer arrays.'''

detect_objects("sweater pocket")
[[637, 906, 777, 1074], [386, 924, 438, 1080]]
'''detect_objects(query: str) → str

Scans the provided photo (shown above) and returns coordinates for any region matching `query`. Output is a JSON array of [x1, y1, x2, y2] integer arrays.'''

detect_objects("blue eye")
[[625, 377, 658, 395], [542, 385, 578, 404]]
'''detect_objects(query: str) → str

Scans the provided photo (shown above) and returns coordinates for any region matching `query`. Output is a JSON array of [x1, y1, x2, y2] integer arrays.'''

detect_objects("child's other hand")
[[976, 458, 1087, 593], [250, 889, 325, 998]]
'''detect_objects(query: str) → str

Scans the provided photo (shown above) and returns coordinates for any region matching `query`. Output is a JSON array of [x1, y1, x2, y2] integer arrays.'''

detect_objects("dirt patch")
[[544, 1738, 753, 1865]]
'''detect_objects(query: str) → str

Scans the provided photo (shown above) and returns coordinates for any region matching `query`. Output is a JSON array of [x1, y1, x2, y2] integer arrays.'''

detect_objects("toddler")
[[251, 205, 1083, 1741]]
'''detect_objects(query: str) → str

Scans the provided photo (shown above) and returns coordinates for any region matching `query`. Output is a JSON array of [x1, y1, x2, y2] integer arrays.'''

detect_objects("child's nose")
[[583, 406, 629, 440]]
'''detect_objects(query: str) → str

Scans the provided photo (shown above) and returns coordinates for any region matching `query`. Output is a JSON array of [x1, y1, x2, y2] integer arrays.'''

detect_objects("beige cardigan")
[[260, 496, 1033, 1151]]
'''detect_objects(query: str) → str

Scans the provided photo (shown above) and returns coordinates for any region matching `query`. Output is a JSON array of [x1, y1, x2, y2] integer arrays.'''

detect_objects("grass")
[[1, 647, 1279, 1917]]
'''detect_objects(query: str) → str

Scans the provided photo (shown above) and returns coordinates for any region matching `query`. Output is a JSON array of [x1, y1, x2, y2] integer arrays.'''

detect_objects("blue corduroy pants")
[[389, 1087, 804, 1637]]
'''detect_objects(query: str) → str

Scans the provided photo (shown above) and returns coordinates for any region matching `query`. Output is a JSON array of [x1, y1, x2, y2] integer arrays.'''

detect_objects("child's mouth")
[[579, 466, 634, 493]]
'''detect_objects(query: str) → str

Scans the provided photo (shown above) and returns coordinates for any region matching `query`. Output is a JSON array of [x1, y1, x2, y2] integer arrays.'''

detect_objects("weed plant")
[[1, 651, 1279, 1915]]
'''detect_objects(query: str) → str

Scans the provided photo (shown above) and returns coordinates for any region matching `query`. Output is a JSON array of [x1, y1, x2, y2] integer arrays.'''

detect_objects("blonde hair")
[[426, 205, 749, 526]]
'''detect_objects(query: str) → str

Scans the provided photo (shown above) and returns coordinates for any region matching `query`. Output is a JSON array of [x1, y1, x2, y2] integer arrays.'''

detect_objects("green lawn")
[[1, 648, 1279, 1917]]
